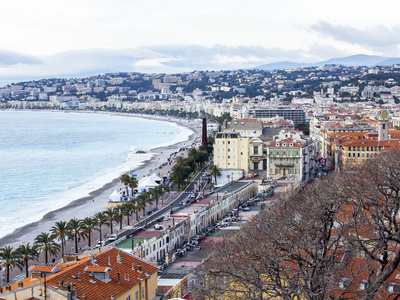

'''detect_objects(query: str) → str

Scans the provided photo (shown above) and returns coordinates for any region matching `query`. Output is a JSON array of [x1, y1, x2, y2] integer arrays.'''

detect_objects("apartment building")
[[213, 132, 250, 173]]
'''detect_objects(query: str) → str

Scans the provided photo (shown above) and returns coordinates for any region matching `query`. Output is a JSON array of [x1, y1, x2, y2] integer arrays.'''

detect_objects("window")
[[254, 162, 259, 170], [142, 286, 145, 298], [228, 141, 230, 144], [135, 291, 139, 300], [358, 280, 368, 291], [339, 278, 349, 289], [388, 283, 397, 294], [127, 296, 131, 300], [254, 146, 259, 155]]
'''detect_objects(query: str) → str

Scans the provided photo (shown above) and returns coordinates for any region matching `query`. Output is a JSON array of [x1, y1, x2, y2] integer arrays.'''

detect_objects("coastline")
[[0, 111, 202, 248]]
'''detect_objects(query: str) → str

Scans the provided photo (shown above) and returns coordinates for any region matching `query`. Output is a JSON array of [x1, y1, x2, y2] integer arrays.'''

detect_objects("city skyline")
[[0, 0, 399, 85]]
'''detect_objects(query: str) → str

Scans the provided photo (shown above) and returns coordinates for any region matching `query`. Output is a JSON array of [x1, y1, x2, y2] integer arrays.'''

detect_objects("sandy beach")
[[0, 113, 202, 249]]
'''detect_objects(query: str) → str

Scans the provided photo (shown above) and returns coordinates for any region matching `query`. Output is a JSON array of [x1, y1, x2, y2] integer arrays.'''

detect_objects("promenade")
[[5, 134, 204, 285]]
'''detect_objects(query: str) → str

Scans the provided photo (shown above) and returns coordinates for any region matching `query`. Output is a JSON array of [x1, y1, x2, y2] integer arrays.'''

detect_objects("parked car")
[[108, 234, 118, 242], [92, 240, 106, 249], [155, 224, 164, 230]]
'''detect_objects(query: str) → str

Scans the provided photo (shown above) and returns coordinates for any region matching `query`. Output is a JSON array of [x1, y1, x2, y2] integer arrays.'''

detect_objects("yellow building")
[[213, 132, 249, 173]]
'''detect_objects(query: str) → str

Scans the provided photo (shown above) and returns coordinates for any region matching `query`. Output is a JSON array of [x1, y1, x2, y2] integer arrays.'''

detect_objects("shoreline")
[[0, 111, 202, 248]]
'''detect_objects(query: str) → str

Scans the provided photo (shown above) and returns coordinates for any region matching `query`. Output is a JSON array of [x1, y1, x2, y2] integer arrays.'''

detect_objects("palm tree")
[[67, 218, 85, 254], [170, 157, 190, 189], [15, 243, 38, 278], [149, 185, 163, 207], [93, 211, 107, 244], [120, 174, 131, 196], [121, 202, 134, 226], [160, 184, 170, 205], [0, 246, 17, 283], [136, 192, 153, 227], [50, 221, 70, 258], [210, 164, 222, 186], [33, 232, 60, 265], [81, 217, 96, 247], [104, 207, 119, 235], [128, 177, 138, 196], [130, 199, 140, 223]]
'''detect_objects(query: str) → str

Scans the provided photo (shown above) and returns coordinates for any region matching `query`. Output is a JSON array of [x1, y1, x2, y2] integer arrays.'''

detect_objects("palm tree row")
[[0, 176, 170, 284], [170, 144, 209, 189]]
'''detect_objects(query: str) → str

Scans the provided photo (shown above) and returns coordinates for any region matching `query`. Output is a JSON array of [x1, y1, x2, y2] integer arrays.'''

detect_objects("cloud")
[[0, 44, 351, 86], [310, 21, 400, 48], [0, 49, 42, 66]]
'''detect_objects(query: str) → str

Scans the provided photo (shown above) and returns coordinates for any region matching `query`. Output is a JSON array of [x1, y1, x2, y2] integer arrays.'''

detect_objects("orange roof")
[[84, 266, 112, 273], [8, 248, 158, 299], [45, 248, 158, 299], [29, 265, 58, 273]]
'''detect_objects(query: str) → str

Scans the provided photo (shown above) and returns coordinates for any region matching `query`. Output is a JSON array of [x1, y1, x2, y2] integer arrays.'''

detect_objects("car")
[[92, 240, 106, 249], [243, 207, 250, 211], [155, 224, 164, 230], [108, 234, 118, 242]]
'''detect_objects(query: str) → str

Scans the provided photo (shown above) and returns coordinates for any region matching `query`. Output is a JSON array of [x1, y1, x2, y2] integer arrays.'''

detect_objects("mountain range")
[[252, 54, 400, 70]]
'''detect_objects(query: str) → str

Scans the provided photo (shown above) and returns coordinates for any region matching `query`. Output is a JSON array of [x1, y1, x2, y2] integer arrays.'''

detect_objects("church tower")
[[378, 110, 389, 140]]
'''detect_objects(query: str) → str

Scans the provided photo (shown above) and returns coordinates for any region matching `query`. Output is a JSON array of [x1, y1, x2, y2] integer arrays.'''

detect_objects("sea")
[[0, 110, 192, 241]]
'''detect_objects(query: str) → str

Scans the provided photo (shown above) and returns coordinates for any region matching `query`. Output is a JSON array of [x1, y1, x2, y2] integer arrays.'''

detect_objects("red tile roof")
[[42, 248, 158, 299]]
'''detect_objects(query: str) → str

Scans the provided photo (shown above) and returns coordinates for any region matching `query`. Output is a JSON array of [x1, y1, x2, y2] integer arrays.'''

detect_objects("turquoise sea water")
[[0, 111, 192, 240]]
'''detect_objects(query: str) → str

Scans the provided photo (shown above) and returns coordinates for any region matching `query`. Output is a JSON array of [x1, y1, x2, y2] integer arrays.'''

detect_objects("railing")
[[275, 162, 294, 167]]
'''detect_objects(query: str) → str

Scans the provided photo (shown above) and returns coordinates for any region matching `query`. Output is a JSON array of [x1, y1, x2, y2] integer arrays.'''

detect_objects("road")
[[119, 161, 212, 239]]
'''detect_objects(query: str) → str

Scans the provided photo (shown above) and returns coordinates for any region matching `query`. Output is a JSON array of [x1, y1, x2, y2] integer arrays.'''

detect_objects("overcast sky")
[[0, 0, 399, 85]]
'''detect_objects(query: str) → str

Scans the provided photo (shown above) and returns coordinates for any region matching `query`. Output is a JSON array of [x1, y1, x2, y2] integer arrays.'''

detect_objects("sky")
[[0, 0, 400, 85]]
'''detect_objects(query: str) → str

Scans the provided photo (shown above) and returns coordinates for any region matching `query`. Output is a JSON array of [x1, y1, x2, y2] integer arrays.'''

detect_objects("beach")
[[0, 112, 202, 249]]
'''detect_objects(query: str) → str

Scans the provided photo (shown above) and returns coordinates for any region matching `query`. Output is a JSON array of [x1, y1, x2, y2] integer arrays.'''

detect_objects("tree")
[[193, 149, 400, 300], [337, 148, 400, 299], [104, 207, 119, 235], [93, 211, 107, 244], [120, 174, 131, 196], [210, 165, 221, 186], [129, 177, 138, 196], [81, 217, 96, 247], [50, 221, 70, 258], [149, 185, 163, 207], [136, 192, 153, 227], [15, 243, 38, 278], [121, 201, 134, 226], [295, 122, 310, 136], [160, 185, 170, 205], [0, 246, 17, 283], [193, 172, 346, 300], [170, 156, 191, 189], [67, 217, 85, 253], [33, 232, 60, 265]]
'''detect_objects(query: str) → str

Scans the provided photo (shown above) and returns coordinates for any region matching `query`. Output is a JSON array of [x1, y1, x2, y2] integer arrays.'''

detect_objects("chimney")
[[108, 256, 111, 265], [132, 263, 135, 270], [81, 293, 87, 300], [202, 118, 207, 148], [5, 285, 11, 292], [18, 280, 23, 288], [117, 272, 121, 284], [117, 250, 121, 264], [137, 264, 142, 273]]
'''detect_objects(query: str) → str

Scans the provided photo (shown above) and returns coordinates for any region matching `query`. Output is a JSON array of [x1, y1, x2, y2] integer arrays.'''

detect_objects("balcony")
[[275, 162, 294, 167]]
